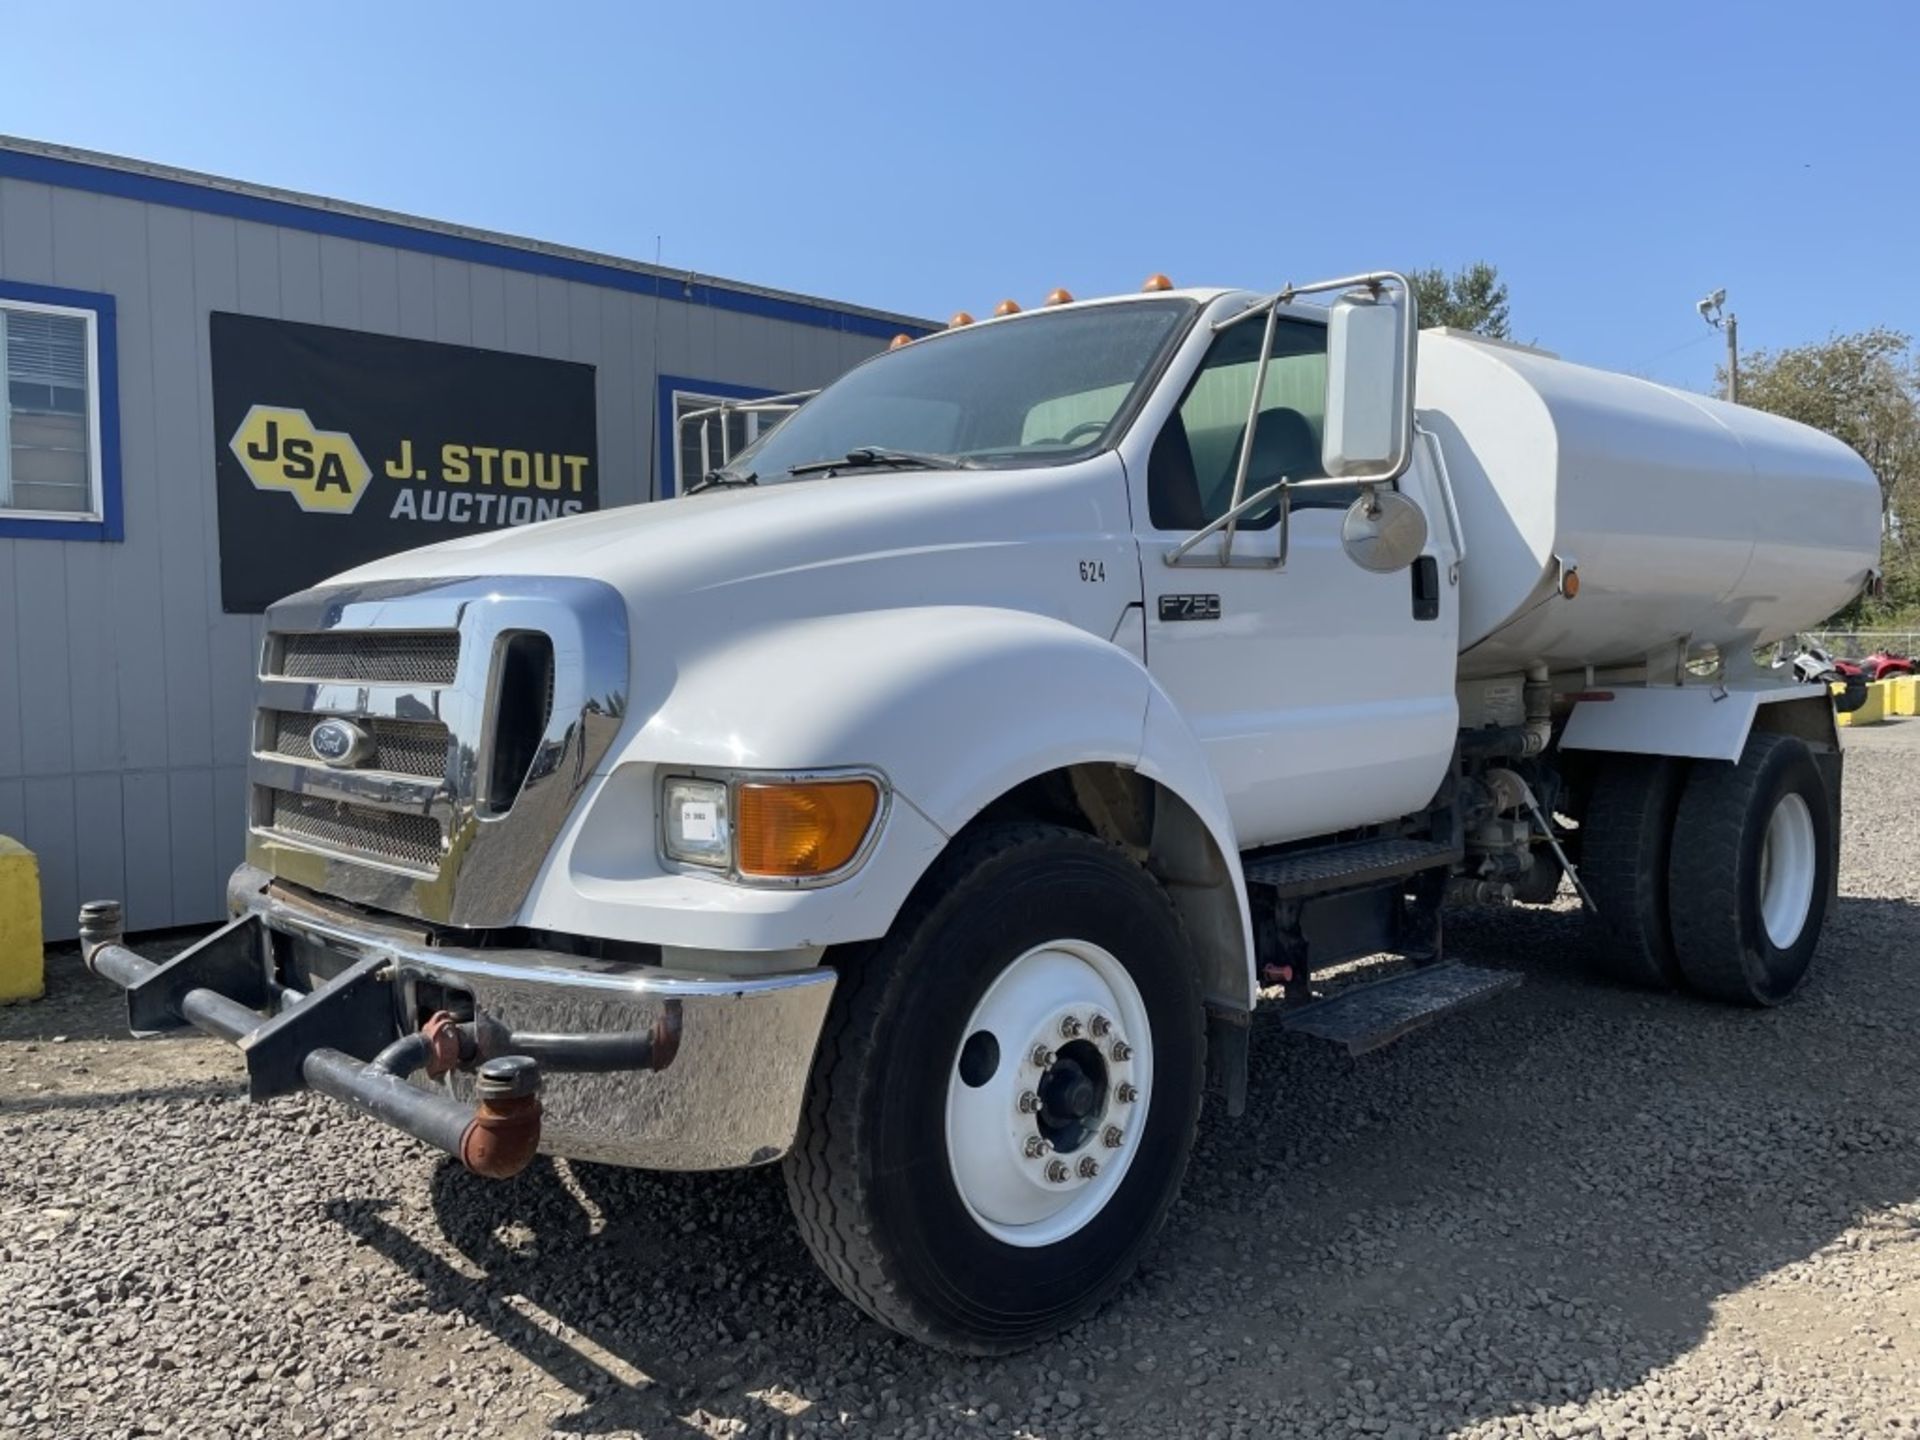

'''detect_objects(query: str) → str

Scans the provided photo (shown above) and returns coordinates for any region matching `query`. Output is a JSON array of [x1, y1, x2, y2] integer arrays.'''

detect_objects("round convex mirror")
[[1341, 488, 1428, 573]]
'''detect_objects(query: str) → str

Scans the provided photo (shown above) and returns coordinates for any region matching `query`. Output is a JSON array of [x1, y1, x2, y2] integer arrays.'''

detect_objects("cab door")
[[1130, 306, 1458, 849]]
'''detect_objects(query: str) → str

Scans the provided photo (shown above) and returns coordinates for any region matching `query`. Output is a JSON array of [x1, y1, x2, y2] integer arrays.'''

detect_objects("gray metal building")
[[0, 136, 929, 940]]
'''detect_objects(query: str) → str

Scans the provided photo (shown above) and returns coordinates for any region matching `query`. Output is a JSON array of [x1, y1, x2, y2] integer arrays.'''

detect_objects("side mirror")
[[1323, 286, 1414, 483], [1340, 489, 1428, 573]]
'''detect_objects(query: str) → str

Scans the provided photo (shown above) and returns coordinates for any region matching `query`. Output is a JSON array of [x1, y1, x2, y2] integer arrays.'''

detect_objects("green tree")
[[1732, 328, 1920, 622], [1408, 262, 1510, 338]]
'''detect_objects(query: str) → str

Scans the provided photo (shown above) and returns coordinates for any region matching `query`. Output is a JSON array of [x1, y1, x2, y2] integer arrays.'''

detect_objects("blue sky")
[[3, 1, 1912, 392]]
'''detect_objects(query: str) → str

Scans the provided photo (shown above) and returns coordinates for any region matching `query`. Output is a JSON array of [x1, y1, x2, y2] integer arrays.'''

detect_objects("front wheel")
[[783, 824, 1205, 1352]]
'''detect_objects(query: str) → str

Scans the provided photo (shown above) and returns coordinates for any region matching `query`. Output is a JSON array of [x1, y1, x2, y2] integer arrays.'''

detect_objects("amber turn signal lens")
[[735, 779, 881, 878], [1141, 273, 1173, 292]]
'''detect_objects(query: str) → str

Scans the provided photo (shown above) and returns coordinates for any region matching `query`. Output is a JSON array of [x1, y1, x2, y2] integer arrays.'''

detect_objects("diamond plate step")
[[1280, 962, 1520, 1056], [1242, 837, 1459, 900]]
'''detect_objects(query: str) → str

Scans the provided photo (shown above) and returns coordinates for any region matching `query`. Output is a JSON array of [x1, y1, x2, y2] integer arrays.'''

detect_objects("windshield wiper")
[[686, 468, 758, 495], [785, 446, 976, 477]]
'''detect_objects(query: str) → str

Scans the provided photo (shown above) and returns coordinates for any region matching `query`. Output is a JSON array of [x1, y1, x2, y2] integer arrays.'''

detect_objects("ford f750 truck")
[[82, 272, 1882, 1351]]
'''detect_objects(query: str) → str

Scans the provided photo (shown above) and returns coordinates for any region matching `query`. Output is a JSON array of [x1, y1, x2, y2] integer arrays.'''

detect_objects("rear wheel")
[[783, 824, 1205, 1352], [1581, 754, 1687, 990], [1668, 733, 1834, 1006]]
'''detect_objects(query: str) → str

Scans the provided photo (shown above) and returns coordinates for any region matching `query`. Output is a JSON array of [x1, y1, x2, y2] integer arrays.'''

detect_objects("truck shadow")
[[329, 893, 1920, 1436]]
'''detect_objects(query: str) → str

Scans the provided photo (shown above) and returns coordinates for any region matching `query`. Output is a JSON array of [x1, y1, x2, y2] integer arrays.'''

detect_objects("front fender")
[[523, 607, 1153, 950], [521, 607, 1255, 1003]]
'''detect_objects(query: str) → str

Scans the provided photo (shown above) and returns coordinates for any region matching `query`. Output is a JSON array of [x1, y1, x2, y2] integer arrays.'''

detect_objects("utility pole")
[[1697, 289, 1738, 403], [1724, 310, 1738, 404]]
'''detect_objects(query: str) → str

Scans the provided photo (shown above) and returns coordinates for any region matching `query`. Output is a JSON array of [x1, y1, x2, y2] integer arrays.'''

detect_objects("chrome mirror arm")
[[1165, 481, 1289, 569], [1220, 305, 1281, 559]]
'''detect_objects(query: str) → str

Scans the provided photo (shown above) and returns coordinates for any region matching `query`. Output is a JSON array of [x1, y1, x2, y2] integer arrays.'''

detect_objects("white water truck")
[[80, 272, 1881, 1350]]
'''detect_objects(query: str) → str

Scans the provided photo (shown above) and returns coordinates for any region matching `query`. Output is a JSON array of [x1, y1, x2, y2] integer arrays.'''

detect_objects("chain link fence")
[[1805, 631, 1920, 660]]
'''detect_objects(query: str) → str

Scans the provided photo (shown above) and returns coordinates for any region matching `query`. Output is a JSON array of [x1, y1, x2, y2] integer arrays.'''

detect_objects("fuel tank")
[[1415, 330, 1882, 680]]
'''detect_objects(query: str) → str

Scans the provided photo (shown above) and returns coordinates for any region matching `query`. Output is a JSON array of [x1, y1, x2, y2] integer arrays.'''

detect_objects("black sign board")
[[211, 313, 598, 612]]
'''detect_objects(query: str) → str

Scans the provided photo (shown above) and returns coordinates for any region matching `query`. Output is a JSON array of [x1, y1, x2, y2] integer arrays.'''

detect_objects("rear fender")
[[1559, 682, 1838, 763]]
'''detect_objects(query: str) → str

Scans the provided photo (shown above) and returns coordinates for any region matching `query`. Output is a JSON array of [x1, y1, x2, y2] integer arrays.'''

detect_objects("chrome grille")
[[248, 578, 629, 927], [266, 711, 450, 779], [274, 631, 459, 685], [269, 793, 443, 871]]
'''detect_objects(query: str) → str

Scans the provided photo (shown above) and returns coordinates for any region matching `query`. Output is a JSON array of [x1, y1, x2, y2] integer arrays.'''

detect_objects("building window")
[[4, 303, 98, 514], [0, 280, 120, 541], [673, 389, 785, 492], [656, 374, 794, 499]]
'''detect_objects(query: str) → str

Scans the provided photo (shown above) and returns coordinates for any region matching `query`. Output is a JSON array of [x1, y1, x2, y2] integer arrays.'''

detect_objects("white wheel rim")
[[1759, 791, 1817, 950], [943, 939, 1151, 1248]]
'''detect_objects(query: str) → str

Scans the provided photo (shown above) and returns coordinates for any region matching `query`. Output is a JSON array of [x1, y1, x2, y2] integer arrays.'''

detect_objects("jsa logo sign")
[[230, 405, 373, 514]]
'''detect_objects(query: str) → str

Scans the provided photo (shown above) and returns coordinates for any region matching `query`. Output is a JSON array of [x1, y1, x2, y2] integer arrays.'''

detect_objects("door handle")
[[1411, 555, 1440, 621]]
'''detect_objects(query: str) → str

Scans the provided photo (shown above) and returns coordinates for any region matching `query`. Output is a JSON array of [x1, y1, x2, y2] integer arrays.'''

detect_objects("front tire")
[[1668, 733, 1835, 1006], [783, 824, 1205, 1352]]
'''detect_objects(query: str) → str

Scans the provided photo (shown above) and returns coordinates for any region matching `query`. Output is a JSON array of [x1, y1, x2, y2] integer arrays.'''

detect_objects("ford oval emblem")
[[309, 718, 371, 768]]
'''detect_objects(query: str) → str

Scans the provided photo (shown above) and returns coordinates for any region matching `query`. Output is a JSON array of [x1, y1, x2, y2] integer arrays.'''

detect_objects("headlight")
[[662, 777, 730, 868], [659, 771, 884, 883]]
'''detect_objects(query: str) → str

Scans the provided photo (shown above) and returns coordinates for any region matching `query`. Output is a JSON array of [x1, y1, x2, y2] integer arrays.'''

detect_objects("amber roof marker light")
[[1044, 288, 1074, 306], [994, 299, 1022, 317], [889, 333, 914, 349], [1141, 273, 1174, 292], [948, 311, 975, 328]]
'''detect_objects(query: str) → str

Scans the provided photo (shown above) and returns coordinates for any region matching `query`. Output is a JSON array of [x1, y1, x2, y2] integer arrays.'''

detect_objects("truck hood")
[[320, 458, 1139, 649]]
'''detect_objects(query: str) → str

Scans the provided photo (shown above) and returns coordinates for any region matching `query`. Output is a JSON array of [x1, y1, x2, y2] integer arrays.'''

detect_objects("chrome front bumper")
[[96, 867, 837, 1172]]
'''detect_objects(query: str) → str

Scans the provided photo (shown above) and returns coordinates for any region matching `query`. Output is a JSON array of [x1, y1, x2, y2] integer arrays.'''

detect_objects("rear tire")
[[1581, 755, 1687, 990], [783, 823, 1205, 1352], [1668, 733, 1834, 1006]]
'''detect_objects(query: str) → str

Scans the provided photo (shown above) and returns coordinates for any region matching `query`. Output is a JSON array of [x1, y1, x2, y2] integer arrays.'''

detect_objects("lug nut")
[[1059, 1015, 1083, 1039], [1023, 1135, 1047, 1158], [1116, 1083, 1139, 1104], [1045, 1159, 1071, 1183], [1103, 1124, 1126, 1148], [1017, 1089, 1041, 1113], [1090, 1014, 1112, 1038], [1030, 1045, 1055, 1068], [1110, 1041, 1133, 1062], [1078, 1156, 1100, 1179]]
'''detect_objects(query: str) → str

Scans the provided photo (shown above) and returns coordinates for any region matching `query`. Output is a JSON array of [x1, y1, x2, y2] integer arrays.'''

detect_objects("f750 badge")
[[1158, 594, 1222, 622]]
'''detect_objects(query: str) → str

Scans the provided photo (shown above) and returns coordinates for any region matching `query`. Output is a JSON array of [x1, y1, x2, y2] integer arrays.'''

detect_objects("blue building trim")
[[0, 277, 122, 542], [0, 147, 931, 345], [656, 374, 781, 499]]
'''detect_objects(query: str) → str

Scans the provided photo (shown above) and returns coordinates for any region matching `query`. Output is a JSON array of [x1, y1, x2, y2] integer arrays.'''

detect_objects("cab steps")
[[1243, 836, 1459, 899], [1280, 960, 1520, 1056]]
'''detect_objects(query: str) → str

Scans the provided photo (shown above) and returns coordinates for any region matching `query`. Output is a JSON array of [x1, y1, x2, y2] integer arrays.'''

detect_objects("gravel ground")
[[4, 721, 1919, 1440]]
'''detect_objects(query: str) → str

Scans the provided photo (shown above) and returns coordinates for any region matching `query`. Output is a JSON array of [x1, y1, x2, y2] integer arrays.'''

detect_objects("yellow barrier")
[[1835, 680, 1889, 727], [1887, 675, 1918, 717], [0, 836, 44, 1003]]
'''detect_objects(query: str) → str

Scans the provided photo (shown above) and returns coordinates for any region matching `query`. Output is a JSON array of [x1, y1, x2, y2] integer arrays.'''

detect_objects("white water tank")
[[1415, 330, 1882, 680]]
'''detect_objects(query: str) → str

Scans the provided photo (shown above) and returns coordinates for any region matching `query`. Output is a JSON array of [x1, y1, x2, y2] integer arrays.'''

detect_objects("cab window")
[[1149, 315, 1346, 531], [1020, 382, 1133, 448]]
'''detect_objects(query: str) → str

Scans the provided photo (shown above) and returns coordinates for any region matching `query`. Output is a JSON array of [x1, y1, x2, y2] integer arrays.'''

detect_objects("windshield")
[[728, 298, 1197, 481]]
